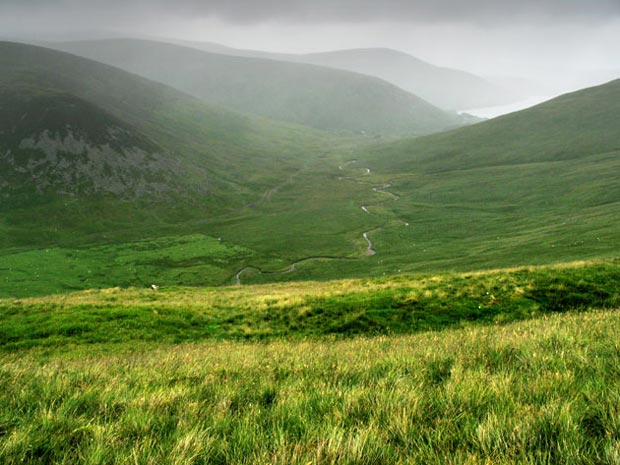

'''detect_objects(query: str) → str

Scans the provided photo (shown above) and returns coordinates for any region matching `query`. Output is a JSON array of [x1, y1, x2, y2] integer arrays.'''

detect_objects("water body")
[[459, 95, 556, 119]]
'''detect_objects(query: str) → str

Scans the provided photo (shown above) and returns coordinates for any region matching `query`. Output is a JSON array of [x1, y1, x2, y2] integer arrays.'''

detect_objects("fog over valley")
[[2, 0, 619, 107]]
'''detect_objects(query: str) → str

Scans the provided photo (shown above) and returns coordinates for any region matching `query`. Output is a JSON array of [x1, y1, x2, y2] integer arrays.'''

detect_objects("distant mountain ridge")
[[48, 38, 468, 136], [166, 39, 519, 111]]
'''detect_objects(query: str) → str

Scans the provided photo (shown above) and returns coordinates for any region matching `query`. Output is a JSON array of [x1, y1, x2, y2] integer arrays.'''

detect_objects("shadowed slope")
[[0, 42, 331, 246]]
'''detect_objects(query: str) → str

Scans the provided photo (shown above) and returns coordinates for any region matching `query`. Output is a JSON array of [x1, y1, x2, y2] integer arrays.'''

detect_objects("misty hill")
[[0, 89, 178, 199], [0, 43, 199, 202], [169, 39, 519, 111], [299, 48, 519, 111], [0, 42, 333, 246], [48, 39, 466, 136]]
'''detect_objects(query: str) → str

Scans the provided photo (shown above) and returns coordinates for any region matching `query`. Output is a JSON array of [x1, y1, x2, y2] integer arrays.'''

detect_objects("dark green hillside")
[[1, 42, 619, 297], [0, 42, 329, 196], [0, 42, 333, 249], [50, 39, 466, 136], [0, 88, 181, 200], [153, 79, 620, 288], [180, 80, 620, 287], [306, 79, 620, 277], [366, 79, 620, 171]]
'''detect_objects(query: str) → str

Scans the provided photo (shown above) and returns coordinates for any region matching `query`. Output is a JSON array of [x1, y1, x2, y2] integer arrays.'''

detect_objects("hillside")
[[328, 78, 620, 276], [300, 48, 518, 111], [168, 39, 520, 111], [170, 79, 620, 288], [3, 260, 619, 345], [367, 78, 620, 170], [0, 42, 331, 248], [48, 39, 466, 136], [0, 88, 181, 200], [203, 80, 620, 286]]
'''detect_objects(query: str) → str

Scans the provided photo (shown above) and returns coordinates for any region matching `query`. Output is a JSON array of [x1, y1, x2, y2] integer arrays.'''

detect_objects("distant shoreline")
[[459, 95, 555, 119]]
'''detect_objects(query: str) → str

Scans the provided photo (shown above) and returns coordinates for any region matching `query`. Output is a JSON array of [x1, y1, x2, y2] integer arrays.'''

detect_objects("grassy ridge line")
[[2, 309, 620, 463], [1, 260, 619, 350]]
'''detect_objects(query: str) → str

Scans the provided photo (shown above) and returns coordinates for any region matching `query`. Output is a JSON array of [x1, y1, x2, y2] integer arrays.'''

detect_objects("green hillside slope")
[[368, 79, 620, 170], [0, 88, 185, 201], [328, 79, 620, 274], [170, 79, 620, 288], [49, 39, 466, 136], [0, 42, 331, 248]]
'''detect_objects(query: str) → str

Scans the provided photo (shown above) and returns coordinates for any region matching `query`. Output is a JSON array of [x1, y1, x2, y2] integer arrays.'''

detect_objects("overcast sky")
[[3, 0, 620, 92]]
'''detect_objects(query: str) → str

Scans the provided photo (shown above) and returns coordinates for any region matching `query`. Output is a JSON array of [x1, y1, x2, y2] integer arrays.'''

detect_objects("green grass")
[[2, 261, 620, 463], [1, 261, 619, 350], [1, 306, 620, 463], [197, 80, 620, 286], [0, 234, 253, 298], [2, 44, 620, 465]]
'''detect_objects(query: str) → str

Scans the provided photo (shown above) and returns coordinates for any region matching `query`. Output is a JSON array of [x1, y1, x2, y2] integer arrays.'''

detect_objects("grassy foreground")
[[2, 261, 620, 463], [2, 309, 620, 464]]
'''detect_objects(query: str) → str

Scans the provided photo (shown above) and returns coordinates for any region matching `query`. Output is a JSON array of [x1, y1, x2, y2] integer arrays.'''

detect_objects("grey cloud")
[[172, 0, 620, 23], [4, 0, 620, 24]]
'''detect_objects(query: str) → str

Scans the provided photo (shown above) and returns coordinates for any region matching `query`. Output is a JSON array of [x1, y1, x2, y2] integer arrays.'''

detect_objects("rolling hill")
[[0, 88, 184, 200], [167, 39, 520, 111], [365, 78, 620, 170], [170, 78, 620, 287], [48, 39, 467, 136], [0, 41, 333, 248], [3, 261, 620, 464], [334, 78, 620, 274], [299, 48, 518, 111]]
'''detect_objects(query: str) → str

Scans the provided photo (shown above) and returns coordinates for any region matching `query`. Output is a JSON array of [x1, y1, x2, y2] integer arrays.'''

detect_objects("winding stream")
[[362, 228, 383, 256], [235, 256, 344, 285], [234, 161, 400, 285]]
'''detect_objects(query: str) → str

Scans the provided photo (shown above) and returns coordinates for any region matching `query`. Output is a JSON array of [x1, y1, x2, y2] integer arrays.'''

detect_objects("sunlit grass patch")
[[1, 309, 620, 463]]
